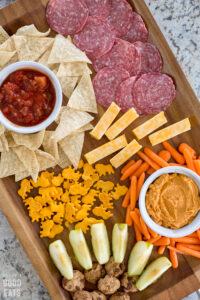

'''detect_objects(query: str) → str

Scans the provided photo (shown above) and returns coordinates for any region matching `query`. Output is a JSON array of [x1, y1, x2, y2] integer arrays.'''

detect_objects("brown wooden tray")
[[0, 0, 200, 299]]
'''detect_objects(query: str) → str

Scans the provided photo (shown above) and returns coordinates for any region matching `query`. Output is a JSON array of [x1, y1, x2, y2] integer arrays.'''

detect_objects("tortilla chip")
[[0, 37, 15, 51], [4, 131, 16, 148], [35, 149, 56, 171], [48, 34, 91, 64], [53, 108, 94, 142], [1, 53, 18, 71], [0, 51, 16, 68], [11, 130, 45, 150], [57, 146, 71, 169], [42, 131, 59, 161], [0, 123, 5, 136], [57, 62, 92, 77], [0, 26, 9, 44], [0, 149, 26, 178], [76, 123, 94, 133], [0, 133, 9, 152], [15, 150, 56, 181], [16, 25, 51, 37], [13, 35, 53, 61], [58, 76, 78, 99], [37, 49, 57, 70], [67, 73, 97, 114], [13, 146, 39, 182], [59, 132, 85, 169]]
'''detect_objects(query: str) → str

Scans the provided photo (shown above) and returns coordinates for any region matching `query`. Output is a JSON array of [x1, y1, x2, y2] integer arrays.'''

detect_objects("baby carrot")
[[168, 246, 185, 255], [183, 148, 196, 172], [120, 160, 142, 181], [131, 162, 149, 178], [187, 232, 198, 238], [158, 246, 166, 255], [194, 160, 200, 176], [176, 243, 200, 251], [122, 188, 130, 208], [136, 172, 145, 200], [162, 141, 185, 164], [197, 229, 200, 241], [130, 211, 143, 233], [176, 244, 200, 259], [125, 205, 132, 226], [130, 176, 137, 210], [140, 216, 150, 240], [137, 151, 160, 171], [121, 160, 135, 174], [147, 226, 158, 238], [134, 208, 141, 217], [171, 237, 200, 244], [147, 150, 171, 174], [169, 240, 178, 269], [178, 143, 197, 159], [134, 223, 142, 242], [168, 163, 185, 167], [153, 237, 170, 246], [147, 235, 161, 244], [144, 148, 169, 168]]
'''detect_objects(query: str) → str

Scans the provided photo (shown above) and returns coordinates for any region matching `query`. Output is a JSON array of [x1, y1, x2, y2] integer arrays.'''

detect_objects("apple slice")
[[128, 241, 153, 276], [91, 223, 110, 264], [69, 229, 92, 270], [136, 256, 172, 291], [112, 223, 128, 263], [49, 240, 73, 280]]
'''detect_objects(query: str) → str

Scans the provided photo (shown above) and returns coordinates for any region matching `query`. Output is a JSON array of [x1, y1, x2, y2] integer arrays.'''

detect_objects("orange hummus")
[[146, 173, 200, 229]]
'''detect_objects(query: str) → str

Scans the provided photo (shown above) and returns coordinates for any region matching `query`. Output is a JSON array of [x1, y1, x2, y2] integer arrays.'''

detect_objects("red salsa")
[[0, 69, 56, 126]]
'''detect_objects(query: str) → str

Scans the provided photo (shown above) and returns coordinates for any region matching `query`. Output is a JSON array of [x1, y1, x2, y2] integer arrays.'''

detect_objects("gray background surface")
[[0, 0, 200, 299]]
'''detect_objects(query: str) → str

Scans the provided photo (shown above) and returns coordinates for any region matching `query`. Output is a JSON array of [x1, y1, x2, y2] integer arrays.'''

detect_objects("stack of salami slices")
[[46, 0, 176, 115]]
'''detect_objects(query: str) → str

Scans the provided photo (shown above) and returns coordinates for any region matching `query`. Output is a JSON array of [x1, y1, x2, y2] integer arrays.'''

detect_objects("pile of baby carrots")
[[120, 141, 200, 269]]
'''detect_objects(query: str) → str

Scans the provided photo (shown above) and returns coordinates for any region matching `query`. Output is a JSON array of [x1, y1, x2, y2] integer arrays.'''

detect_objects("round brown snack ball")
[[62, 270, 85, 292], [121, 272, 138, 293], [73, 290, 92, 300], [98, 275, 120, 295], [91, 290, 106, 300], [85, 263, 106, 284], [105, 257, 125, 277], [109, 292, 130, 300]]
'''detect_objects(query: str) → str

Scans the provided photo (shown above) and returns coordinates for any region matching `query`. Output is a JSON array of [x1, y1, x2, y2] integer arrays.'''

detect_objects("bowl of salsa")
[[0, 61, 62, 133]]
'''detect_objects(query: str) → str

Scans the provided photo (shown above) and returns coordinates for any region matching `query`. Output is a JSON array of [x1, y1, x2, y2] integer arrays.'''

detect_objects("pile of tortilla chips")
[[0, 25, 98, 182]]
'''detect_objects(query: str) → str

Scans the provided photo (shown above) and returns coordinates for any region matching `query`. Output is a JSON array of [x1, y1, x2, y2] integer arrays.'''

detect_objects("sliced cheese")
[[133, 112, 167, 140], [105, 108, 139, 140], [85, 135, 127, 165], [149, 118, 191, 146], [110, 139, 142, 168], [90, 102, 120, 140]]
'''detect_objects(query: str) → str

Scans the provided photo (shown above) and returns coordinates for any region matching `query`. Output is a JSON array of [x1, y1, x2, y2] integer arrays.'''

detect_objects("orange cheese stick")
[[137, 151, 160, 171], [144, 148, 169, 168], [162, 141, 185, 164]]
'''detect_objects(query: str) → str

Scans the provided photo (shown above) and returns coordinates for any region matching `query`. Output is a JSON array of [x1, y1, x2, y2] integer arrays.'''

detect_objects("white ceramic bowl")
[[0, 61, 62, 133], [139, 166, 200, 238]]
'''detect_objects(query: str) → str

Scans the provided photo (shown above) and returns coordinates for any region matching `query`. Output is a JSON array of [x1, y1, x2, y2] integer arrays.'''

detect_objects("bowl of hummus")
[[139, 166, 200, 238]]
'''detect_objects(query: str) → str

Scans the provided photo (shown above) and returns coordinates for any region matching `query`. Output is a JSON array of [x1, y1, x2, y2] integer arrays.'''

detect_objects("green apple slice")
[[136, 257, 172, 291], [91, 223, 110, 264], [69, 229, 92, 270], [128, 241, 153, 276], [112, 223, 128, 263], [49, 240, 73, 280]]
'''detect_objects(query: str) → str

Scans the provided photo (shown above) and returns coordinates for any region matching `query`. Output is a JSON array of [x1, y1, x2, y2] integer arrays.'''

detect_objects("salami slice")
[[92, 38, 135, 73], [130, 44, 141, 76], [115, 76, 139, 112], [73, 16, 116, 58], [85, 0, 111, 18], [134, 41, 163, 74], [122, 12, 148, 43], [93, 66, 130, 108], [106, 0, 134, 37], [133, 73, 176, 115], [46, 0, 89, 35]]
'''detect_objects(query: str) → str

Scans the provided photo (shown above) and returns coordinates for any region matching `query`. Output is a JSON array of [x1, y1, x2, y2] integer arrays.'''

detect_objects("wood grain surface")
[[0, 0, 200, 299]]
